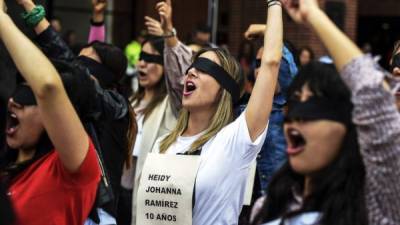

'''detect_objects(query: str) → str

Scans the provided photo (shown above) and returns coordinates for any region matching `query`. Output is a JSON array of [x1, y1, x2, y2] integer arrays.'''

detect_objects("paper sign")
[[137, 153, 201, 225]]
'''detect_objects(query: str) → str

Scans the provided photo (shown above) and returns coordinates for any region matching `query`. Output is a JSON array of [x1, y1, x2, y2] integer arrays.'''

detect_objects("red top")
[[8, 140, 101, 225]]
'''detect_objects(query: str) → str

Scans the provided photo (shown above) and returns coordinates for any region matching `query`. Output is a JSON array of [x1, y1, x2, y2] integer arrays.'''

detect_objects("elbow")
[[35, 77, 63, 99], [262, 52, 283, 68], [262, 58, 281, 68]]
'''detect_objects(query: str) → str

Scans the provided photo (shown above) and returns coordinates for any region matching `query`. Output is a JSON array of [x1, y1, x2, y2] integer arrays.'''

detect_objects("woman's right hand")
[[156, 0, 173, 33], [144, 16, 164, 37], [281, 0, 320, 24]]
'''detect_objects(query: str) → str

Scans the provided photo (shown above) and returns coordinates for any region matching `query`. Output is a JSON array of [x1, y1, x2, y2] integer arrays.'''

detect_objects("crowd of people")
[[1, 0, 400, 225]]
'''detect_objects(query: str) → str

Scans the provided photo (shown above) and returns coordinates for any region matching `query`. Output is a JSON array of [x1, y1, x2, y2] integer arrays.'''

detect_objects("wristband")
[[21, 5, 46, 28], [267, 0, 281, 7], [163, 28, 177, 38]]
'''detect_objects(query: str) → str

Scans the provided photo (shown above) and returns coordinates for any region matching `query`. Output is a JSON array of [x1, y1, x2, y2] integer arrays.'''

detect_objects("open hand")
[[144, 16, 164, 37], [92, 0, 107, 14], [155, 0, 173, 32]]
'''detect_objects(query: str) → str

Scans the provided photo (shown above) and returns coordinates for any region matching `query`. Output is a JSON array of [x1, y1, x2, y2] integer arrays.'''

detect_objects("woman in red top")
[[0, 1, 100, 224]]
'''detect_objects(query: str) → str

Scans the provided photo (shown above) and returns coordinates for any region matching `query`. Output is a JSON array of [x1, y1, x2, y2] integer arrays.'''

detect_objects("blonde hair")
[[159, 48, 243, 154]]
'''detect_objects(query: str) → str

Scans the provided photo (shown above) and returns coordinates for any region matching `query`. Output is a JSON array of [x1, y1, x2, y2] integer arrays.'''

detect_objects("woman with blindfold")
[[129, 35, 183, 224], [0, 2, 101, 224], [251, 0, 400, 224], [15, 1, 138, 224], [134, 1, 282, 225]]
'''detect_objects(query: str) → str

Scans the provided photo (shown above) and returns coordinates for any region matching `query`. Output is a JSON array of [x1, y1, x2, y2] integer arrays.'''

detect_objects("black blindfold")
[[286, 96, 352, 126], [139, 52, 164, 65], [12, 84, 37, 106], [186, 57, 240, 104]]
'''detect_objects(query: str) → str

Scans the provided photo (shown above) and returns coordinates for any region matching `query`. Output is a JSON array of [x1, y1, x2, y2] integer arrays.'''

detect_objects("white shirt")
[[132, 100, 148, 157], [262, 212, 321, 225], [153, 113, 267, 225]]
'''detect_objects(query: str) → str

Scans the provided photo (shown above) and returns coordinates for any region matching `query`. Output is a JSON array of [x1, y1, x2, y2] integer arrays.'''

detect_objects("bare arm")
[[0, 10, 89, 173], [282, 0, 362, 72], [88, 0, 106, 43], [246, 2, 283, 141]]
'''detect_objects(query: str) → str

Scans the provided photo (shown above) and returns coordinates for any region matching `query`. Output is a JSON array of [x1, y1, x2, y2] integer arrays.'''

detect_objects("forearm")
[[88, 21, 106, 43], [19, 1, 50, 35], [246, 4, 283, 141], [0, 13, 62, 97], [164, 41, 191, 115], [307, 8, 362, 72]]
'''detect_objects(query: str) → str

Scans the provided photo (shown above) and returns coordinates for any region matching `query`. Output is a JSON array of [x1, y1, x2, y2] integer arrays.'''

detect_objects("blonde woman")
[[138, 1, 284, 224]]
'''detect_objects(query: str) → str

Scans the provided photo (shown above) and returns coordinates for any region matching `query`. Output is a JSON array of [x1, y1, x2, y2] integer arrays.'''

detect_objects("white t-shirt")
[[153, 112, 268, 225], [120, 100, 148, 189], [132, 100, 148, 157], [262, 212, 321, 225]]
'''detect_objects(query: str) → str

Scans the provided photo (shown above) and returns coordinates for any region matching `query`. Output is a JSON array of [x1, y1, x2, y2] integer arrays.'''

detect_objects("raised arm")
[[0, 7, 89, 173], [88, 0, 106, 43], [145, 0, 191, 116], [282, 0, 362, 72], [283, 0, 400, 223], [17, 0, 75, 61], [246, 1, 283, 141]]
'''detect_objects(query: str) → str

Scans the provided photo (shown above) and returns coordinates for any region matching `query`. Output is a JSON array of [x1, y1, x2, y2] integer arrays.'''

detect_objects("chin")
[[289, 158, 315, 175]]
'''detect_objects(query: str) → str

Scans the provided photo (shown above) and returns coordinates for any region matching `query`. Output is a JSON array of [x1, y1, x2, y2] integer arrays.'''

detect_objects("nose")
[[186, 67, 198, 78], [138, 59, 147, 68]]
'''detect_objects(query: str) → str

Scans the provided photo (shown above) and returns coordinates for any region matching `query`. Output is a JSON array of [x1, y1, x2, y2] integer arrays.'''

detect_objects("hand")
[[92, 0, 106, 22], [16, 0, 35, 11], [92, 0, 107, 14], [281, 0, 320, 24], [144, 16, 164, 37], [244, 24, 266, 40], [155, 0, 173, 32]]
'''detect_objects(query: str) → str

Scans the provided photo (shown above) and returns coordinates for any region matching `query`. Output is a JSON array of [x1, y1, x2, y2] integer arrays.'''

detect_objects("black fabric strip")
[[186, 57, 240, 103], [286, 96, 352, 126], [12, 84, 37, 106], [390, 53, 400, 72], [255, 59, 261, 69], [139, 52, 164, 65]]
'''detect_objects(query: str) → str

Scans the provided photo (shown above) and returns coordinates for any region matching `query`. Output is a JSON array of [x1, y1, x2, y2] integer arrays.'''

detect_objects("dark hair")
[[299, 46, 315, 61], [131, 37, 167, 120], [0, 60, 96, 184], [90, 41, 128, 89], [195, 24, 212, 34], [238, 40, 255, 65], [253, 62, 367, 225]]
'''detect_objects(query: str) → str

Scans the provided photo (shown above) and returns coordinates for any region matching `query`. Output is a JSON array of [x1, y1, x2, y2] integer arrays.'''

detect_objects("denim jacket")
[[257, 45, 298, 193]]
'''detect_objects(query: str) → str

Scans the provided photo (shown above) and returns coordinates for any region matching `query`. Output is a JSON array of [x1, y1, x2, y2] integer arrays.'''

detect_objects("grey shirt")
[[342, 55, 400, 225]]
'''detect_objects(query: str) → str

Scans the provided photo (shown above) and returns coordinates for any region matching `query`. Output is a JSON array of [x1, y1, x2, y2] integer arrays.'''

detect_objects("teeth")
[[10, 113, 17, 119], [289, 129, 300, 137]]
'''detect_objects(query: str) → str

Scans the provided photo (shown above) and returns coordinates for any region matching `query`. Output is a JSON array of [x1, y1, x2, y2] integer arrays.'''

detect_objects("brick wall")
[[128, 0, 358, 58], [225, 0, 358, 57]]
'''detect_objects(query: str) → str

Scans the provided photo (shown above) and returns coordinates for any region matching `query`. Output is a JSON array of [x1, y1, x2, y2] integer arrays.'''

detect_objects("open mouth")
[[138, 71, 147, 79], [183, 80, 197, 97], [286, 127, 306, 155], [6, 111, 19, 136]]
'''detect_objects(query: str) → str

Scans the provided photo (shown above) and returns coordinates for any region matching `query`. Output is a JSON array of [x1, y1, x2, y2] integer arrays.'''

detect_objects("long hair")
[[0, 60, 96, 184], [159, 48, 242, 153], [252, 62, 367, 225], [130, 37, 167, 120]]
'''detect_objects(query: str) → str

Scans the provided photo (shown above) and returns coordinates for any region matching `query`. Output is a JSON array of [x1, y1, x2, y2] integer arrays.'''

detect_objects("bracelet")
[[21, 5, 46, 28], [163, 27, 177, 38], [267, 0, 281, 7]]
